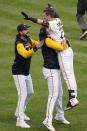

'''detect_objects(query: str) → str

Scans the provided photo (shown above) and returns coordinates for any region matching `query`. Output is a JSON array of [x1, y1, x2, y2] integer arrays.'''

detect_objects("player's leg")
[[55, 70, 70, 124], [58, 48, 77, 92], [58, 48, 79, 110], [24, 74, 34, 110], [55, 70, 64, 119], [76, 0, 87, 39], [42, 67, 59, 131], [13, 75, 30, 128], [23, 74, 34, 120]]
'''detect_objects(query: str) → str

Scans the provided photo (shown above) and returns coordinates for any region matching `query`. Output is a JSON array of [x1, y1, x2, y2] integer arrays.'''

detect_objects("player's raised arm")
[[21, 12, 49, 26]]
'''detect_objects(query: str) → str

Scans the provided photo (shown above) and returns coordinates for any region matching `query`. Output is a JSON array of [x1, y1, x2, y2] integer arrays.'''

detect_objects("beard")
[[22, 33, 30, 42], [23, 33, 29, 39]]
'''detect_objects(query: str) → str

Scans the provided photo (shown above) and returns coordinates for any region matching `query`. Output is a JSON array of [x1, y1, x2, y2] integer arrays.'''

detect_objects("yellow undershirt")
[[17, 39, 38, 59]]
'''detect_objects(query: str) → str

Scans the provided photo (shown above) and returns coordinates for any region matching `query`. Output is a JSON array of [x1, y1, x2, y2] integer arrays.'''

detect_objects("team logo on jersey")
[[57, 22, 63, 30], [25, 42, 31, 50]]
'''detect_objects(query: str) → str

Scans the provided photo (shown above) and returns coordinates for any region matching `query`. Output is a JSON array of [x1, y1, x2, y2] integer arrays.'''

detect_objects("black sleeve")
[[29, 17, 37, 23], [39, 27, 47, 41]]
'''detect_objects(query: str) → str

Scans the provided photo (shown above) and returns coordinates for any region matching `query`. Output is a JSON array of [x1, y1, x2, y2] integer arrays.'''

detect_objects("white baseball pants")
[[13, 74, 34, 120], [43, 67, 64, 125], [58, 47, 77, 97]]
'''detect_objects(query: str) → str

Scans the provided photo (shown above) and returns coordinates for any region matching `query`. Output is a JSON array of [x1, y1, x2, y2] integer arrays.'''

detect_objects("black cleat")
[[65, 101, 72, 111], [65, 98, 79, 111], [80, 30, 87, 40]]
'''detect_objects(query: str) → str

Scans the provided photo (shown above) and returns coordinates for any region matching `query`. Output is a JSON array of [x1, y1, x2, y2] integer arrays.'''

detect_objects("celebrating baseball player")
[[12, 24, 43, 128], [39, 26, 70, 131], [21, 4, 79, 111]]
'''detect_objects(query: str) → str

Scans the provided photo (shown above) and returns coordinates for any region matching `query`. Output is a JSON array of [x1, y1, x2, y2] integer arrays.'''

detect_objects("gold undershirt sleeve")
[[17, 43, 35, 58], [45, 38, 68, 51], [31, 39, 38, 48]]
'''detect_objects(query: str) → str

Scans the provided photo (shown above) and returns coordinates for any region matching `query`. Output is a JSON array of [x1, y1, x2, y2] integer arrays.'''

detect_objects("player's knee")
[[54, 92, 58, 97], [49, 92, 58, 98], [28, 90, 34, 97], [20, 92, 27, 99]]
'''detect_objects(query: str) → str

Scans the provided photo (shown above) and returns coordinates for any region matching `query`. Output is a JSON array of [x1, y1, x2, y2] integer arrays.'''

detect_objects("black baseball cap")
[[17, 24, 30, 32]]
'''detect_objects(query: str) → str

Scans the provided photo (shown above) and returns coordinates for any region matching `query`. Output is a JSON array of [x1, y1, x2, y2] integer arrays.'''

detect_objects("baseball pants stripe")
[[46, 69, 54, 124]]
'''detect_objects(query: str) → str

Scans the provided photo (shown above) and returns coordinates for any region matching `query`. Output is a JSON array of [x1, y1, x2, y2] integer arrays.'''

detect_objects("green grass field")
[[0, 0, 87, 131]]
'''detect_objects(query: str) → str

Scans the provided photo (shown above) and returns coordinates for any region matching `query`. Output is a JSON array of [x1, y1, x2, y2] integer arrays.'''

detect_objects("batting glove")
[[21, 12, 30, 20]]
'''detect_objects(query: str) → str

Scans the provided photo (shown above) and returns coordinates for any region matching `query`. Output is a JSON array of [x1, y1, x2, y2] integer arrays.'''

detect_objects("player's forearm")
[[37, 19, 43, 25], [29, 17, 49, 27], [17, 43, 37, 58], [21, 12, 44, 25], [31, 39, 38, 48], [29, 17, 43, 25]]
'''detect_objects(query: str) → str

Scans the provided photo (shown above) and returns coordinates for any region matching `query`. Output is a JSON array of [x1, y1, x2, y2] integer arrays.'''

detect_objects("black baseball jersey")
[[12, 37, 32, 75], [39, 26, 60, 69], [41, 43, 60, 69]]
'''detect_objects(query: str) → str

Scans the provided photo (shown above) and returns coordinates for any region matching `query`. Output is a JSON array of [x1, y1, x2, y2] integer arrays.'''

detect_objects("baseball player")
[[39, 27, 70, 131], [12, 24, 43, 128], [21, 5, 79, 111]]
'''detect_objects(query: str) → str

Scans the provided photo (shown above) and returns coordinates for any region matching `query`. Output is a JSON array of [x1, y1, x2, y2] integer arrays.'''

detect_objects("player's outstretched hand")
[[36, 41, 44, 49], [21, 12, 30, 20], [61, 40, 67, 48]]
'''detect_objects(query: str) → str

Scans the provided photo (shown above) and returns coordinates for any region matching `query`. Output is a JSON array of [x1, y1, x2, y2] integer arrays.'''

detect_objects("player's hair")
[[43, 9, 55, 18], [16, 33, 21, 40]]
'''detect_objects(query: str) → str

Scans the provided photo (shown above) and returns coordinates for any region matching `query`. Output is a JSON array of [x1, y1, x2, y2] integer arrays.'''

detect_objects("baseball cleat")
[[54, 117, 70, 125], [15, 112, 30, 121], [65, 101, 72, 111], [80, 30, 87, 40], [23, 114, 30, 121], [43, 120, 55, 131], [16, 119, 30, 128], [65, 98, 79, 111]]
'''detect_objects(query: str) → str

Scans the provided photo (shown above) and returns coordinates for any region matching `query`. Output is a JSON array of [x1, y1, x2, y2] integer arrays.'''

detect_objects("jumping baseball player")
[[21, 4, 79, 111], [12, 24, 43, 128]]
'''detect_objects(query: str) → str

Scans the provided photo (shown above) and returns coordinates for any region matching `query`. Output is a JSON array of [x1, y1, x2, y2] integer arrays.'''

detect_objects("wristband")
[[33, 46, 38, 52]]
